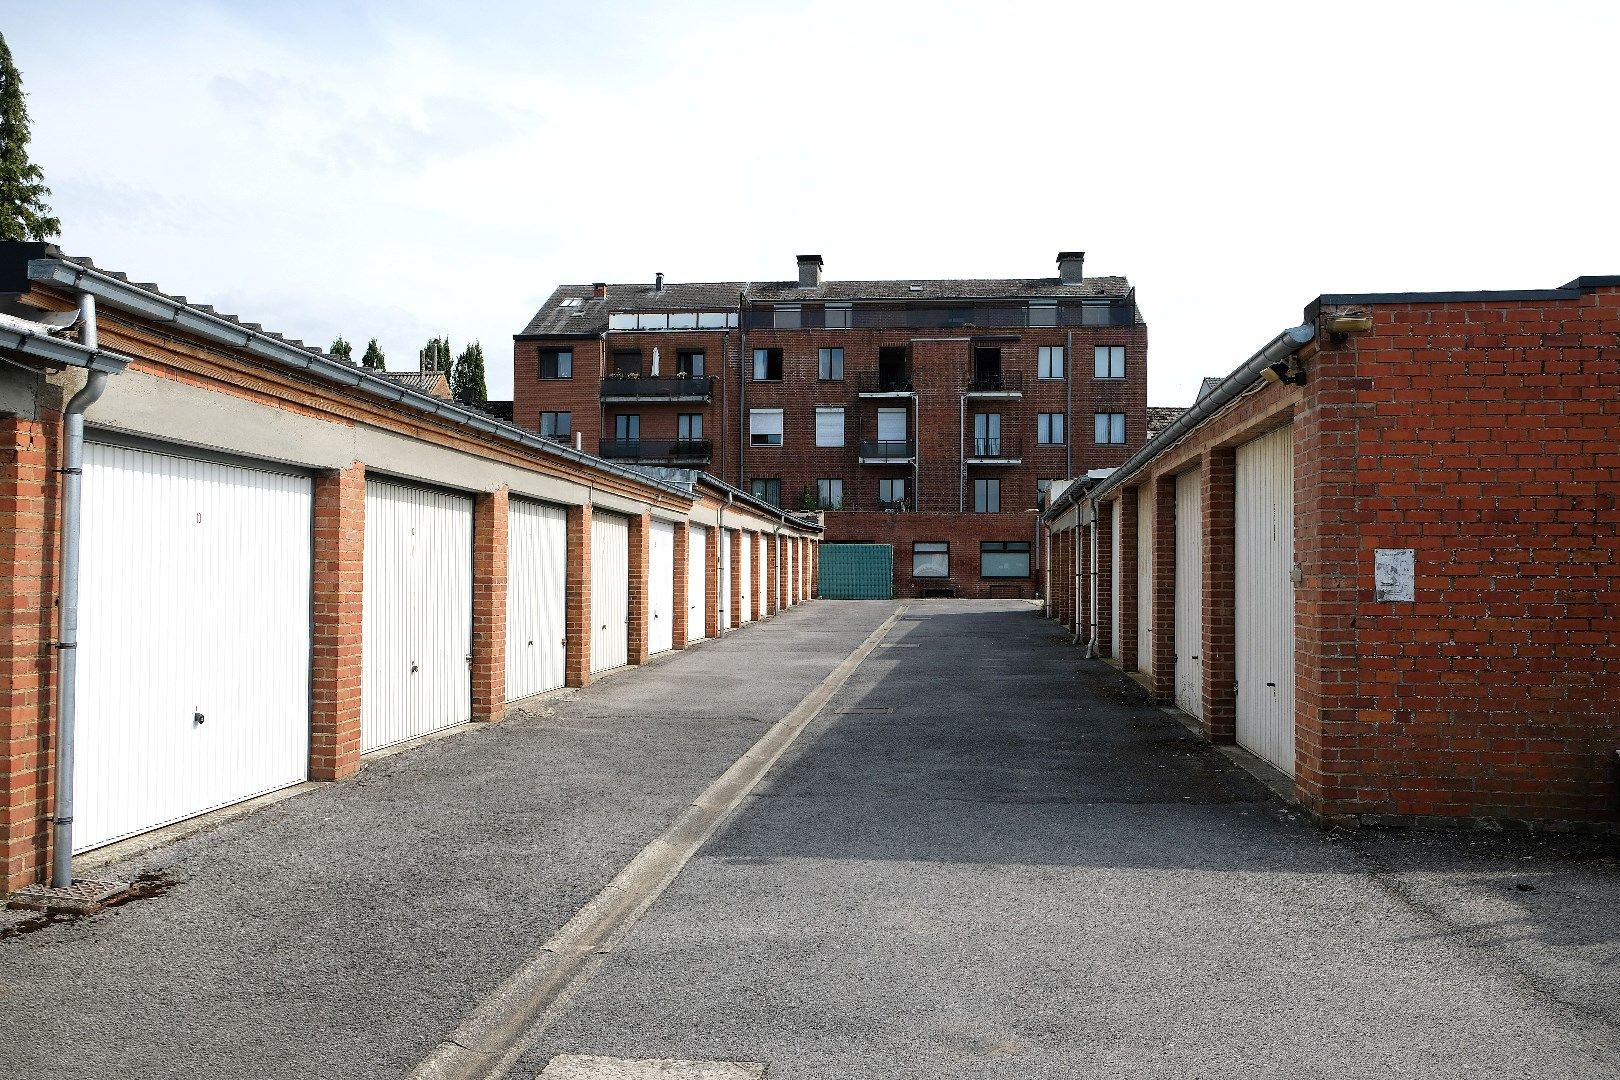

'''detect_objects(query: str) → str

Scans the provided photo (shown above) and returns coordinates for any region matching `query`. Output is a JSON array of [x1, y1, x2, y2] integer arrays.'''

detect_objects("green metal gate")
[[817, 544, 893, 599]]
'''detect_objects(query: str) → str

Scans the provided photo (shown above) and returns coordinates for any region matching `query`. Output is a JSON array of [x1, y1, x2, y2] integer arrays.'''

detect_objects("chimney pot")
[[1056, 251, 1086, 285], [796, 254, 824, 289], [593, 282, 608, 298], [655, 272, 664, 292]]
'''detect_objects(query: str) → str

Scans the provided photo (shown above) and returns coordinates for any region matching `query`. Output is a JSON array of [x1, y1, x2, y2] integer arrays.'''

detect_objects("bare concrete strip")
[[410, 605, 909, 1080]]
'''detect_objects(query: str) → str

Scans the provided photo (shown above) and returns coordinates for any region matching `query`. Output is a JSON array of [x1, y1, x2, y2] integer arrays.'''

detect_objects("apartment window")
[[913, 541, 949, 579], [614, 414, 640, 441], [815, 406, 845, 448], [676, 349, 705, 377], [1038, 346, 1064, 380], [879, 478, 906, 507], [818, 347, 844, 381], [981, 541, 1031, 578], [751, 478, 782, 506], [1028, 301, 1057, 328], [772, 305, 801, 330], [539, 411, 571, 439], [973, 478, 1001, 514], [1094, 345, 1126, 379], [1038, 413, 1066, 445], [973, 413, 1002, 456], [825, 303, 852, 329], [677, 413, 703, 440], [611, 350, 642, 377], [817, 478, 844, 510], [1095, 412, 1126, 444], [752, 348, 783, 381], [876, 407, 908, 443], [539, 349, 572, 379], [750, 408, 784, 446]]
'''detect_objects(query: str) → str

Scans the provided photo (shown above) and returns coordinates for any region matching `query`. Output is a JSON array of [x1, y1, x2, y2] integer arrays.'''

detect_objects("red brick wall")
[[471, 487, 509, 720], [565, 502, 593, 686], [672, 522, 690, 648], [627, 512, 650, 665], [310, 463, 366, 781], [822, 511, 1045, 599], [512, 335, 605, 449], [1116, 491, 1139, 671], [1151, 475, 1178, 702]]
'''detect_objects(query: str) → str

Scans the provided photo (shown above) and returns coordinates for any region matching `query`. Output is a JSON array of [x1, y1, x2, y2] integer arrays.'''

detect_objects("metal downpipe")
[[51, 295, 111, 888]]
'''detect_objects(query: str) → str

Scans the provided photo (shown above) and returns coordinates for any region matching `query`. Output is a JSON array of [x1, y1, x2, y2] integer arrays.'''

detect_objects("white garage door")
[[74, 443, 311, 852], [738, 531, 753, 624], [688, 527, 708, 642], [1110, 503, 1122, 661], [1174, 468, 1203, 719], [1136, 486, 1154, 676], [757, 533, 768, 613], [591, 511, 631, 673], [363, 480, 473, 753], [785, 538, 796, 607], [718, 529, 733, 630], [1236, 425, 1296, 776], [649, 520, 676, 655], [506, 498, 567, 701]]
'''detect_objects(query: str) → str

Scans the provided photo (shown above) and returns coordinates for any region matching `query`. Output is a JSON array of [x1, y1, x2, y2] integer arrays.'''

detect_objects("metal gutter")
[[1082, 323, 1316, 508], [0, 311, 130, 374], [25, 258, 695, 503]]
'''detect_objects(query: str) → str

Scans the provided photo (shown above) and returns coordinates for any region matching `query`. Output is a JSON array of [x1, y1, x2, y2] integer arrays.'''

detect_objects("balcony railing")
[[601, 375, 715, 401], [966, 436, 1024, 461], [598, 438, 713, 463], [854, 371, 915, 395], [857, 439, 916, 462], [965, 370, 1025, 394]]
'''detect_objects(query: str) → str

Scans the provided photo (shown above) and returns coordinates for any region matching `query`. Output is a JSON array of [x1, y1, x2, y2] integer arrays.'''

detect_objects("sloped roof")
[[519, 274, 1135, 337], [1146, 406, 1185, 438], [381, 371, 451, 398]]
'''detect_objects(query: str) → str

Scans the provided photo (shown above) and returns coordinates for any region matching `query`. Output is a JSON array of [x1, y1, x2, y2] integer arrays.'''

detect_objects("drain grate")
[[876, 643, 919, 649], [836, 707, 894, 715], [540, 1056, 767, 1079], [10, 878, 131, 914]]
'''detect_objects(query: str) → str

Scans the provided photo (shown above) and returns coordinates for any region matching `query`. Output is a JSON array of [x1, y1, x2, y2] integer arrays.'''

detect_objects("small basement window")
[[913, 542, 949, 578], [981, 541, 1031, 579]]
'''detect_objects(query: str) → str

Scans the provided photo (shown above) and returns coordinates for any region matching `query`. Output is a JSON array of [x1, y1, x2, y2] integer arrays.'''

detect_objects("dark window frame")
[[912, 541, 950, 579], [980, 540, 1032, 579], [752, 347, 784, 381], [538, 348, 573, 380]]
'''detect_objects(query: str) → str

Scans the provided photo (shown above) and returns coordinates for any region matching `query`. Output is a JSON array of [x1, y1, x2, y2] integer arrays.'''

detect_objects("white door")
[[649, 520, 676, 654], [1174, 468, 1204, 719], [738, 531, 753, 624], [591, 512, 631, 672], [363, 480, 474, 753], [1236, 425, 1296, 776], [506, 498, 567, 701], [1110, 503, 1122, 661], [75, 443, 311, 851], [688, 527, 708, 641], [718, 529, 733, 630], [1136, 486, 1154, 676]]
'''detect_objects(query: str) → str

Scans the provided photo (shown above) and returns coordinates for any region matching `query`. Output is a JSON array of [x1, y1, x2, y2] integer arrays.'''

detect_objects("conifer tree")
[[452, 341, 488, 406], [0, 32, 60, 241], [329, 336, 353, 364], [419, 336, 452, 374], [360, 338, 385, 371]]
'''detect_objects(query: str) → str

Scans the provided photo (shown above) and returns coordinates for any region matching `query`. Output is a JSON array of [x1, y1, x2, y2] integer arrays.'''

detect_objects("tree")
[[452, 340, 488, 407], [360, 338, 385, 371], [0, 32, 60, 241], [419, 336, 452, 374], [329, 336, 353, 364]]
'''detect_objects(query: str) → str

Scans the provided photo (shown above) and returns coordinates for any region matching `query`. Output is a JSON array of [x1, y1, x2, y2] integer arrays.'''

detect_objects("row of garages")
[[1044, 280, 1620, 831], [0, 243, 819, 891]]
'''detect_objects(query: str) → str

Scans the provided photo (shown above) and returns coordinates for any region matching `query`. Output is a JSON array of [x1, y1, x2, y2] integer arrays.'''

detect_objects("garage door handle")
[[193, 711, 205, 726], [1266, 681, 1277, 688]]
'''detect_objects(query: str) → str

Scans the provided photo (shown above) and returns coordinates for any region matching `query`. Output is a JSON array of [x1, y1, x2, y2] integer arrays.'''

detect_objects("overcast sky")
[[11, 0, 1619, 404]]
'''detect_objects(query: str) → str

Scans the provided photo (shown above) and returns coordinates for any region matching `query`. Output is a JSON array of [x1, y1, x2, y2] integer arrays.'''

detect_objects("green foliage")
[[419, 336, 452, 374], [452, 340, 488, 406], [329, 336, 353, 364], [360, 338, 385, 371], [0, 32, 59, 241]]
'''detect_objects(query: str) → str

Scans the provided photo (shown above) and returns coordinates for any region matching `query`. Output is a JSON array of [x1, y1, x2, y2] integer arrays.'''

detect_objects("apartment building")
[[515, 253, 1147, 597]]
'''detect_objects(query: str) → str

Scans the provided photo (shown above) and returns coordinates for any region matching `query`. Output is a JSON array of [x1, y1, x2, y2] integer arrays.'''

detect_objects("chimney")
[[797, 254, 823, 289], [1057, 251, 1085, 285], [655, 272, 664, 292], [593, 282, 608, 298]]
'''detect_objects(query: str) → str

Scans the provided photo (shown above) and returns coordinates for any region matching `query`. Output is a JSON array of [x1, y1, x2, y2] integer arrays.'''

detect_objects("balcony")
[[601, 375, 715, 403], [857, 439, 916, 464], [598, 438, 713, 464], [965, 436, 1023, 465], [964, 370, 1024, 397], [855, 371, 916, 397]]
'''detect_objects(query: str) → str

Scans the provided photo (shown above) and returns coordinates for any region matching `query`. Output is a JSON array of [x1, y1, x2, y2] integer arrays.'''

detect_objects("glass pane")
[[914, 552, 949, 578], [981, 551, 1030, 577]]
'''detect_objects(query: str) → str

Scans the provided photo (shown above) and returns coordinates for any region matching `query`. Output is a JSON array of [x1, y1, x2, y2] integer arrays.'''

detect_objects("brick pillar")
[[727, 529, 742, 628], [565, 502, 593, 687], [1, 416, 55, 892], [1201, 447, 1237, 743], [1152, 475, 1178, 703], [1096, 502, 1114, 658], [1117, 491, 1139, 671], [1076, 519, 1089, 640], [766, 535, 780, 616], [672, 522, 690, 649], [471, 487, 509, 721], [750, 533, 764, 621], [1057, 531, 1071, 626], [704, 525, 720, 638], [627, 511, 650, 665], [809, 541, 819, 599], [310, 462, 366, 782]]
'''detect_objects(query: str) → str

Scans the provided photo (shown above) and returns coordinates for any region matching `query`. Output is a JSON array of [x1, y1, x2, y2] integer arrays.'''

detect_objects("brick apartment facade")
[[515, 253, 1149, 597], [1045, 277, 1620, 830]]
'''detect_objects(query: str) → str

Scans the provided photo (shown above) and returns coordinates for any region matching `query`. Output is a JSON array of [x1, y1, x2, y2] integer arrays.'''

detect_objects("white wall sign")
[[1374, 548, 1415, 602]]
